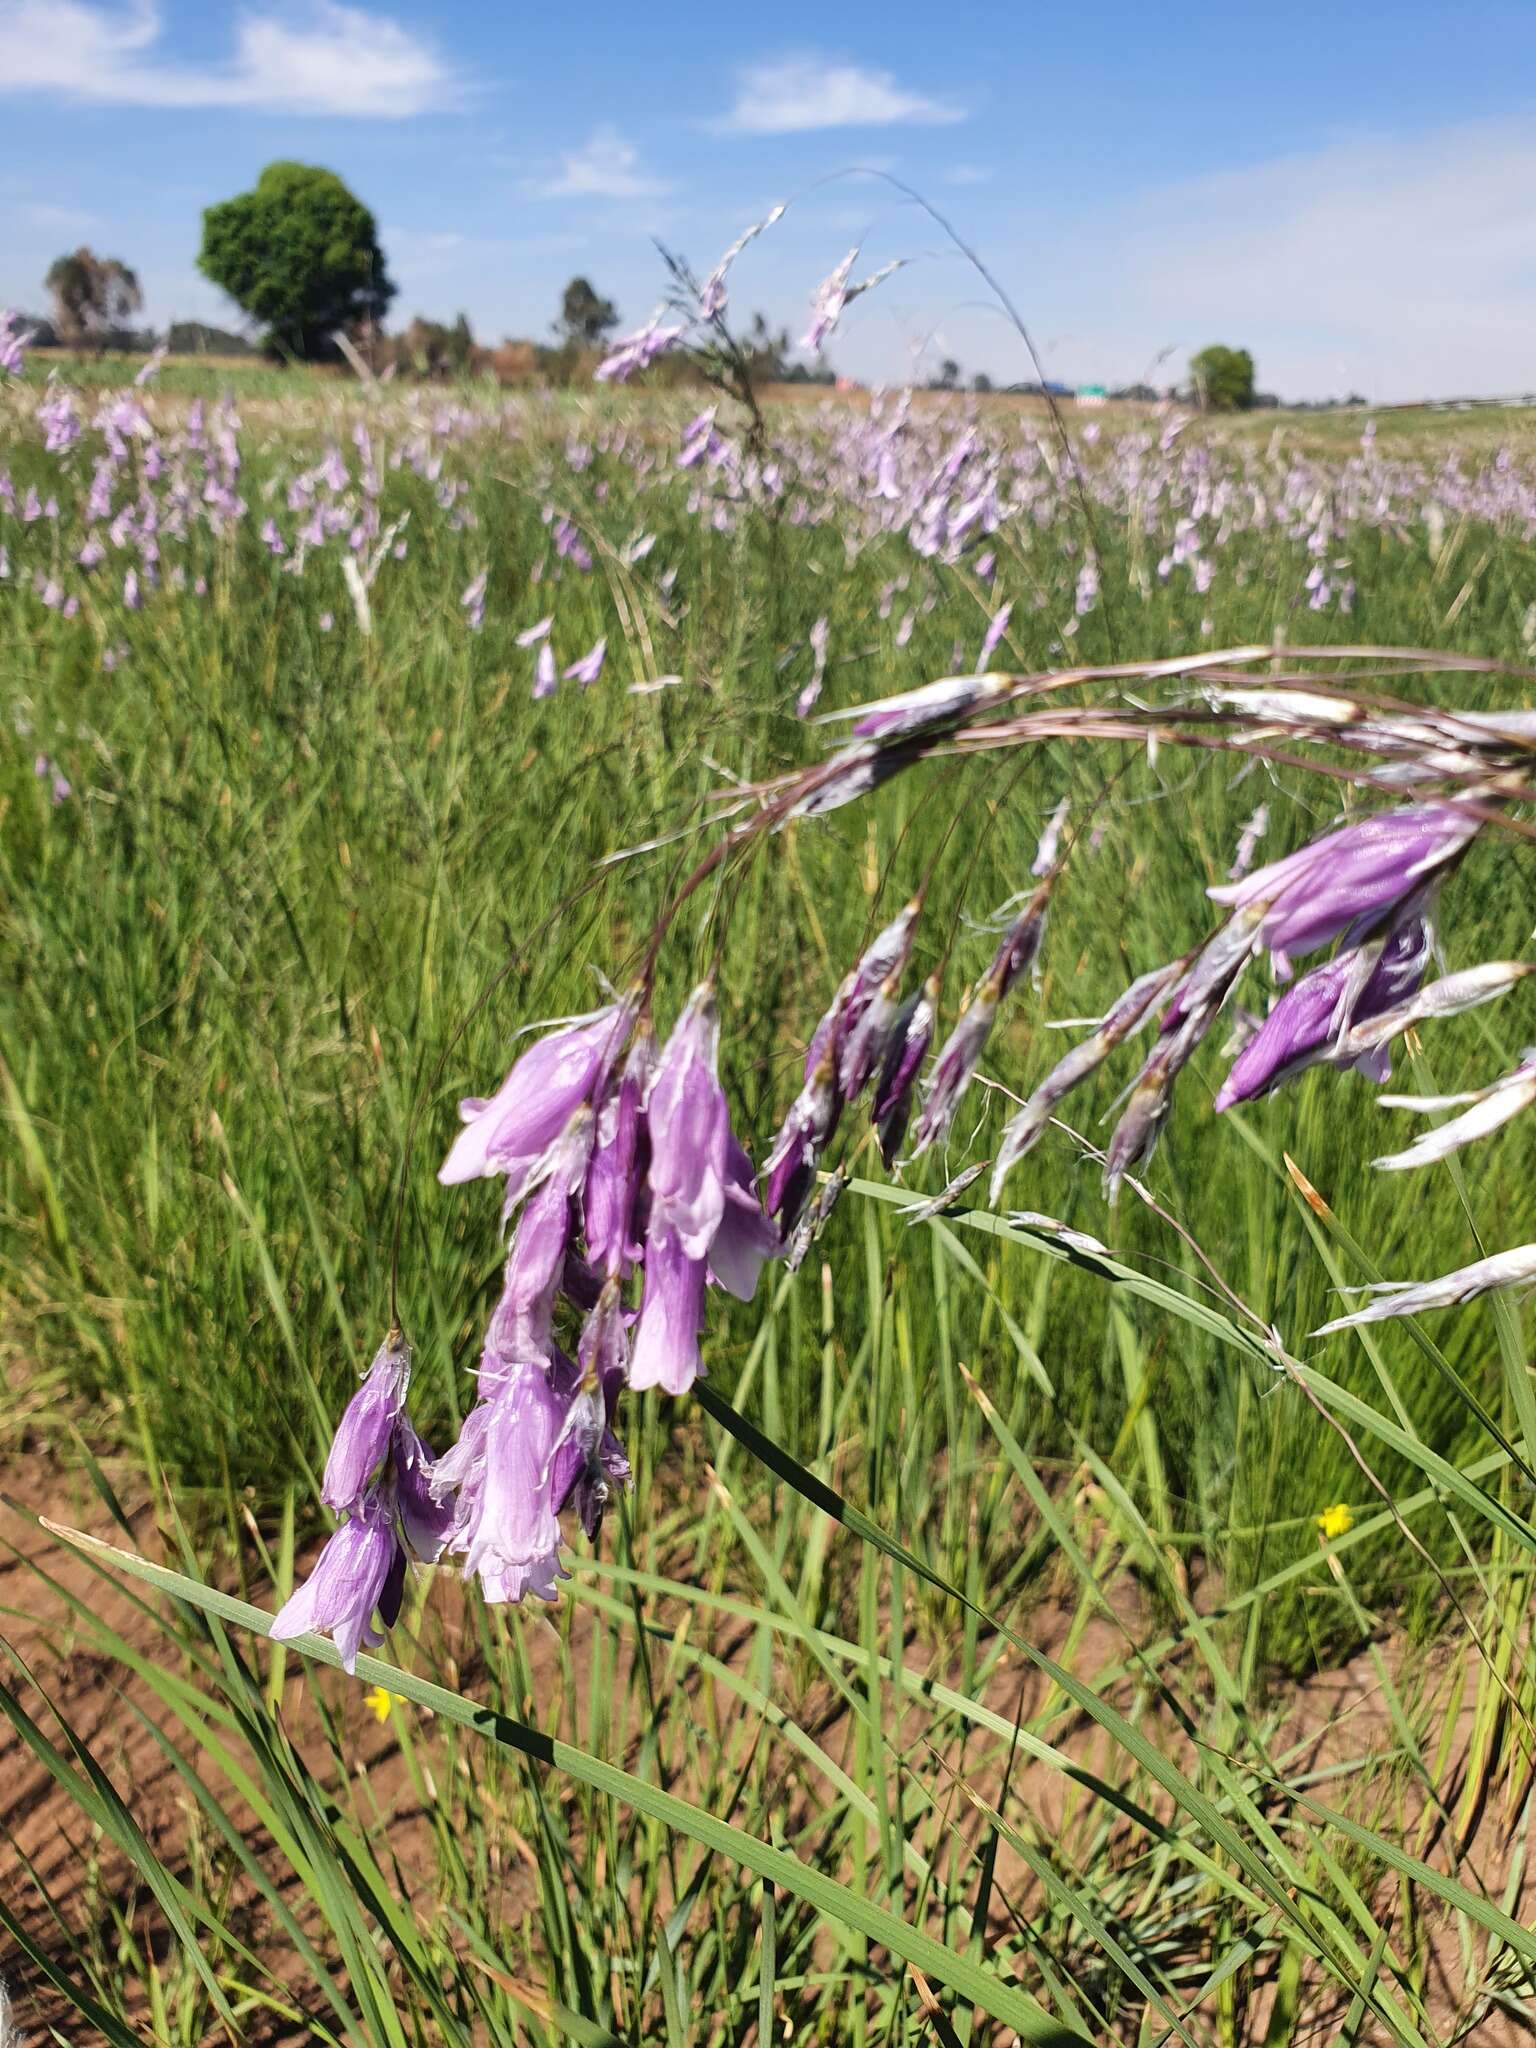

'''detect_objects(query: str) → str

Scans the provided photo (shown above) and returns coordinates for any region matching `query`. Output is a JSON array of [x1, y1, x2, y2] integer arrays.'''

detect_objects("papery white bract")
[[1314, 1246, 1536, 1334]]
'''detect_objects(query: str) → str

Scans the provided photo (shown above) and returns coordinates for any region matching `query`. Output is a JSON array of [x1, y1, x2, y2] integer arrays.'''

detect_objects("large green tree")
[[197, 163, 395, 361], [1189, 344, 1256, 411]]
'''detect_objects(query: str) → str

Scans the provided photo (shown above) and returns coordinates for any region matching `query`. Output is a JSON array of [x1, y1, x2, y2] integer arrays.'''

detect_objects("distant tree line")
[[17, 162, 838, 392], [16, 169, 1361, 410], [168, 321, 255, 357], [14, 301, 258, 358]]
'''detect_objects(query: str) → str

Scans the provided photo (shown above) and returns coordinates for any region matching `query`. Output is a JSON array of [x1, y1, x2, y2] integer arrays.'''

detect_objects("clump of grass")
[[3, 349, 1536, 2041]]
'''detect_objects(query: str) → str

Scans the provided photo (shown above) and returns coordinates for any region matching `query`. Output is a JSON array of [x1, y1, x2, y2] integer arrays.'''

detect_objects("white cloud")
[[535, 127, 667, 200], [943, 164, 992, 186], [712, 56, 963, 136], [0, 0, 455, 116], [1100, 118, 1536, 401], [383, 227, 467, 279], [16, 199, 104, 235], [830, 116, 1536, 404]]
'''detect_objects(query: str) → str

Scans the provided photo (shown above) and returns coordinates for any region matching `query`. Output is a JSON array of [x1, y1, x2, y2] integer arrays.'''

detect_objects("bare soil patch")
[[2, 1462, 1532, 2045]]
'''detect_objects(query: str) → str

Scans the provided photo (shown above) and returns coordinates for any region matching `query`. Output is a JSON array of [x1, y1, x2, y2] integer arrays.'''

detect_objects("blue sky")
[[3, 0, 1534, 399]]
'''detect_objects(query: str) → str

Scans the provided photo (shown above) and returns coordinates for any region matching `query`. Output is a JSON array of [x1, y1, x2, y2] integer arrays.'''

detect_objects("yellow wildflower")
[[363, 1685, 404, 1723], [1316, 1503, 1354, 1541]]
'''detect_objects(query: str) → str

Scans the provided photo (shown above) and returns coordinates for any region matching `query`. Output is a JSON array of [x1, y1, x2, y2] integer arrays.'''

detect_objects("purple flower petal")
[[646, 987, 729, 1259], [707, 1135, 779, 1301], [321, 1331, 410, 1514], [393, 1420, 453, 1563], [910, 995, 996, 1158], [485, 1108, 593, 1369], [629, 1222, 707, 1394], [270, 1489, 401, 1674], [439, 1001, 632, 1195], [584, 1027, 654, 1277], [1208, 803, 1479, 965], [873, 980, 936, 1166], [1214, 919, 1430, 1111], [462, 1361, 565, 1582], [564, 635, 607, 686]]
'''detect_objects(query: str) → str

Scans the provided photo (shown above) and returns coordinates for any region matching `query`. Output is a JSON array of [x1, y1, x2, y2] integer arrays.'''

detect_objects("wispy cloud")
[[15, 198, 104, 235], [711, 56, 963, 136], [1104, 117, 1536, 400], [0, 0, 455, 116], [535, 127, 667, 200], [943, 164, 992, 186], [383, 227, 468, 280], [855, 115, 1536, 402]]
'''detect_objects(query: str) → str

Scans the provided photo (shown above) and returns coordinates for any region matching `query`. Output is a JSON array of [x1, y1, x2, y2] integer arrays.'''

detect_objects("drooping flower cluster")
[[973, 797, 1504, 1205], [271, 1333, 451, 1671], [802, 251, 908, 354], [260, 636, 1536, 1658], [777, 730, 1530, 1326], [1121, 801, 1497, 1190], [277, 989, 783, 1659], [696, 204, 787, 321], [595, 310, 689, 385], [763, 903, 923, 1236], [747, 771, 1521, 1282], [911, 884, 1053, 1159], [755, 877, 1055, 1250]]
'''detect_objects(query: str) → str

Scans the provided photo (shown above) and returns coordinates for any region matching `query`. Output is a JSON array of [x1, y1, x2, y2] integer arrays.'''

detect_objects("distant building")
[[1076, 383, 1108, 407]]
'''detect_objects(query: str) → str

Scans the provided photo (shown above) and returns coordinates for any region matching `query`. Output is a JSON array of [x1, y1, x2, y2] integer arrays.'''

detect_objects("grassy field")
[[3, 359, 1536, 2043]]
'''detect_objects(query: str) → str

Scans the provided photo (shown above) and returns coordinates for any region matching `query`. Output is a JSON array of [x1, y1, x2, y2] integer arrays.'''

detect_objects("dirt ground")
[[2, 1461, 1533, 2046]]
